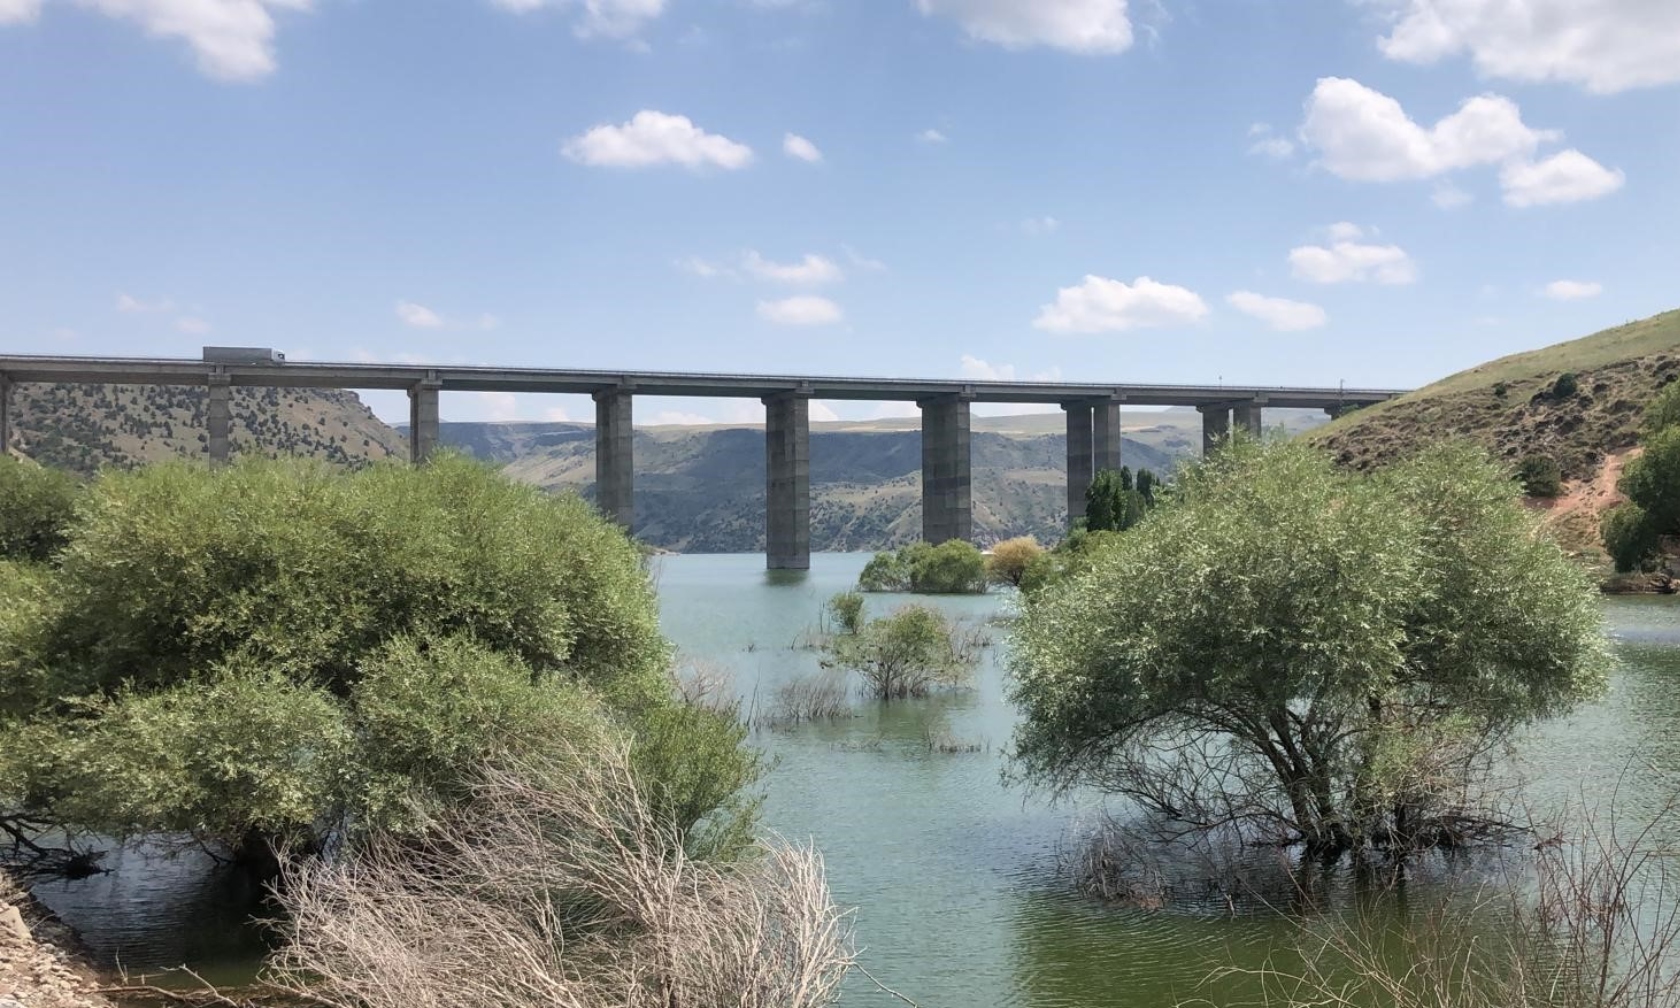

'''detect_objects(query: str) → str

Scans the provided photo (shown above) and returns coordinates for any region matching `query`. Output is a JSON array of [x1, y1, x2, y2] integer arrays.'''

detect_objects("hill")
[[1313, 308, 1680, 556], [7, 382, 406, 473]]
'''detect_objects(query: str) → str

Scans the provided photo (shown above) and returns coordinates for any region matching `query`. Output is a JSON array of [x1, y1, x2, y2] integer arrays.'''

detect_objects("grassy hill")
[[1314, 310, 1680, 476], [1313, 309, 1680, 559], [7, 382, 406, 473]]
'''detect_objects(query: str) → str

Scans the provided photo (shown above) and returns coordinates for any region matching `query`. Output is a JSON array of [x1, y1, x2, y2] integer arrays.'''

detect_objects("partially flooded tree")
[[831, 604, 976, 700], [1008, 440, 1608, 858]]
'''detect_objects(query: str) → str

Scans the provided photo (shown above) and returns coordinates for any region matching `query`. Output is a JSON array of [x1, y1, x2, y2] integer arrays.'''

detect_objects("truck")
[[202, 346, 286, 364]]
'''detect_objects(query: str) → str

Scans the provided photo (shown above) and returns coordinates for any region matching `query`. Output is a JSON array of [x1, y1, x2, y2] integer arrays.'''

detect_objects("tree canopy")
[[857, 540, 986, 594], [1008, 440, 1608, 856], [0, 456, 757, 859]]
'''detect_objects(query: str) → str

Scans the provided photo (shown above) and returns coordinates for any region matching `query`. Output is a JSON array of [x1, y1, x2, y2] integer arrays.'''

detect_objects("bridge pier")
[[1232, 401, 1263, 439], [0, 373, 10, 456], [921, 395, 972, 544], [1094, 401, 1122, 474], [1198, 404, 1230, 456], [407, 378, 441, 464], [206, 372, 232, 464], [764, 394, 810, 570], [594, 389, 634, 530], [1064, 402, 1094, 528]]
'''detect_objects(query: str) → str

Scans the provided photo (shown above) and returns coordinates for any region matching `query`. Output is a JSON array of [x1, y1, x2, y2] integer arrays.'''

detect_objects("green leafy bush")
[[856, 540, 986, 594], [1602, 502, 1662, 573], [831, 604, 975, 700], [0, 457, 81, 563], [1620, 426, 1680, 534], [0, 456, 757, 856], [1553, 372, 1580, 398], [985, 536, 1043, 587], [827, 591, 864, 635], [1517, 454, 1563, 497]]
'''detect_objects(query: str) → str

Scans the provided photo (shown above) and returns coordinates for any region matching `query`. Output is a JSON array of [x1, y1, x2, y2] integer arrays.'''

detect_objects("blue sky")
[[3, 0, 1677, 425]]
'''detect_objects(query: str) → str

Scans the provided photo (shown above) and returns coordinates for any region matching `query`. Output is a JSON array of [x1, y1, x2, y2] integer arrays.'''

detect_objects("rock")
[[0, 907, 26, 945]]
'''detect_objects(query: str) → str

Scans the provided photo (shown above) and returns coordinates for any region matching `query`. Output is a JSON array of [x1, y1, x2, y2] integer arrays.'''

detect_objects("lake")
[[29, 552, 1680, 1006]]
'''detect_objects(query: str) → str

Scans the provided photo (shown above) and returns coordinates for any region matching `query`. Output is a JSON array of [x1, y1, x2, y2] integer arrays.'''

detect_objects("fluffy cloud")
[[757, 296, 843, 326], [783, 133, 823, 163], [743, 251, 843, 285], [917, 128, 949, 145], [916, 0, 1133, 54], [957, 355, 1063, 382], [1247, 123, 1294, 160], [1226, 291, 1328, 331], [116, 293, 174, 313], [1544, 279, 1604, 301], [1370, 0, 1680, 94], [488, 0, 665, 40], [1500, 150, 1626, 207], [1289, 225, 1418, 285], [1299, 77, 1621, 207], [175, 316, 212, 335], [395, 301, 445, 329], [563, 111, 753, 170], [1301, 77, 1552, 182], [2, 0, 313, 81], [1033, 275, 1209, 334], [0, 0, 40, 23]]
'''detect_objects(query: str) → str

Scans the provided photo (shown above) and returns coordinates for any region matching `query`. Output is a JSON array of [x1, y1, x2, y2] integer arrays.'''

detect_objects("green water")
[[29, 553, 1680, 1006]]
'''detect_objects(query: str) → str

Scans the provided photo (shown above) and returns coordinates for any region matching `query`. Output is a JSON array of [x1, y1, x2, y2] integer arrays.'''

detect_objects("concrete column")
[[1199, 405, 1230, 456], [1064, 402, 1094, 528], [1232, 401, 1263, 439], [764, 394, 810, 570], [593, 389, 634, 530], [0, 373, 10, 456], [1094, 401, 1122, 474], [920, 395, 972, 544], [1325, 403, 1361, 421], [206, 373, 232, 465], [407, 379, 441, 464]]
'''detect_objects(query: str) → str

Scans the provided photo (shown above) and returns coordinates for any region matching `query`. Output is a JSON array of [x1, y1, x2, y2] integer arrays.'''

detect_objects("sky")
[[3, 0, 1678, 426]]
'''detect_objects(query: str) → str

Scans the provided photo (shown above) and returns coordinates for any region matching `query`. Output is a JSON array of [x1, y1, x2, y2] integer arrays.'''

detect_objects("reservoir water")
[[29, 553, 1680, 1006]]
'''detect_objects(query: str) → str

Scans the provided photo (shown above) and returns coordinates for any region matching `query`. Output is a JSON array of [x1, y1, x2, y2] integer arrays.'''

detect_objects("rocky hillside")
[[6, 382, 406, 473], [1316, 310, 1680, 478], [436, 421, 1183, 552], [1313, 308, 1680, 556]]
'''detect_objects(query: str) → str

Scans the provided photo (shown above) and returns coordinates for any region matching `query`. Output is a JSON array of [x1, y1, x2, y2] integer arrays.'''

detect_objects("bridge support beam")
[[407, 378, 441, 464], [1232, 401, 1263, 439], [1199, 405, 1230, 456], [206, 373, 232, 465], [1094, 401, 1122, 475], [594, 389, 634, 530], [764, 394, 810, 570], [0, 373, 10, 456], [1064, 402, 1094, 528], [921, 395, 972, 544]]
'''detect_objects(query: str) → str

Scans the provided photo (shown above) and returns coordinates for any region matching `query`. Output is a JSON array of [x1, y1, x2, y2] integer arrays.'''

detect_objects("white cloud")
[[544, 406, 574, 422], [1500, 149, 1626, 207], [5, 0, 315, 81], [1299, 77, 1623, 207], [396, 300, 445, 329], [1370, 0, 1680, 94], [810, 401, 840, 422], [677, 256, 735, 279], [1226, 291, 1328, 331], [1022, 216, 1060, 236], [563, 111, 753, 170], [1289, 231, 1418, 285], [917, 128, 948, 145], [783, 132, 823, 163], [957, 355, 1063, 382], [1301, 77, 1554, 182], [1033, 275, 1210, 334], [757, 296, 843, 326], [116, 293, 174, 313], [175, 316, 212, 335], [742, 250, 843, 285], [1247, 122, 1294, 159], [488, 0, 665, 40], [649, 411, 716, 427], [917, 0, 1133, 54], [1544, 279, 1604, 301], [1432, 181, 1473, 208], [842, 245, 887, 271], [0, 0, 40, 23]]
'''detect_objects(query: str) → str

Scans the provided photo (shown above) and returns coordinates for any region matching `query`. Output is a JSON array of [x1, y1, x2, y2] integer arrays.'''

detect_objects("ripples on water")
[[29, 556, 1680, 1007]]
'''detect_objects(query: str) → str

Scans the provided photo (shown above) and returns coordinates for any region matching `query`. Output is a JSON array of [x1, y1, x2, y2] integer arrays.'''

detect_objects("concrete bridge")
[[0, 352, 1405, 569]]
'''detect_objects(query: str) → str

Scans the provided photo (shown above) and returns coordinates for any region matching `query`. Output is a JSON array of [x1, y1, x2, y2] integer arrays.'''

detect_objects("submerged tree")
[[830, 604, 976, 700], [1008, 440, 1608, 857]]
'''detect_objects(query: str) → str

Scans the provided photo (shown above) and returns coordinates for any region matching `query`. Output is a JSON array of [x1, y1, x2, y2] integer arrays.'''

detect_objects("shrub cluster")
[[857, 540, 987, 594], [1603, 383, 1680, 572]]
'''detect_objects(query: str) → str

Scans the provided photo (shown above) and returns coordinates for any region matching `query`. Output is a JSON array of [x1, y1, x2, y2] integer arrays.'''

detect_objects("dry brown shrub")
[[271, 740, 854, 1008]]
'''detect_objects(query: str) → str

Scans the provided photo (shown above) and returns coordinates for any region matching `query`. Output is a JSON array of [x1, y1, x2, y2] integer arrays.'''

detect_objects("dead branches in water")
[[270, 741, 855, 1008]]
